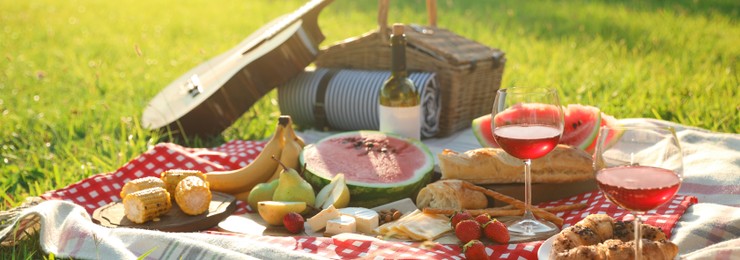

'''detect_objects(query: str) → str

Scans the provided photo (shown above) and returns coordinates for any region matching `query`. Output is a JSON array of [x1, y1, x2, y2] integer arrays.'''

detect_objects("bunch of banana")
[[232, 116, 306, 201], [207, 120, 285, 195]]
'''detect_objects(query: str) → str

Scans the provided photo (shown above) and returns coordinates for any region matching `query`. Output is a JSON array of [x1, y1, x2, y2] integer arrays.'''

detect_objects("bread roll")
[[416, 180, 488, 210], [438, 144, 593, 184]]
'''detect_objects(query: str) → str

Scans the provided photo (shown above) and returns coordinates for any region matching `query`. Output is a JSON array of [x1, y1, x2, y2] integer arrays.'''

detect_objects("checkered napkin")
[[8, 137, 694, 260]]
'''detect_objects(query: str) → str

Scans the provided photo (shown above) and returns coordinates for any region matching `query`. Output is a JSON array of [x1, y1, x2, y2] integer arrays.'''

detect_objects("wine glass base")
[[505, 217, 559, 237]]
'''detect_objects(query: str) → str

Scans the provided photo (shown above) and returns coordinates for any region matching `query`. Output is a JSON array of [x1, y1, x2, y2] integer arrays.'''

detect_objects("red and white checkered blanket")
[[36, 140, 696, 259]]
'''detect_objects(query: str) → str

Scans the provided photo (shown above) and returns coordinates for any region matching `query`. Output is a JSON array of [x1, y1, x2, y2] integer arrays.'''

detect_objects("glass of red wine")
[[491, 87, 564, 236], [594, 125, 683, 260]]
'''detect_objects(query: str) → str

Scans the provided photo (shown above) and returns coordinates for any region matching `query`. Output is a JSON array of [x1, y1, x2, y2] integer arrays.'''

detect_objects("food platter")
[[537, 234, 556, 260], [92, 192, 236, 232]]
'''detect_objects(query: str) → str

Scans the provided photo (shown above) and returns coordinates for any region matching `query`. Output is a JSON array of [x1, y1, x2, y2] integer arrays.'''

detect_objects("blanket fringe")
[[0, 196, 43, 246]]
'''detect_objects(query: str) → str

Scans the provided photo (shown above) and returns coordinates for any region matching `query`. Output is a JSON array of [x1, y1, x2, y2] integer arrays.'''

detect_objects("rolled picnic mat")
[[277, 68, 440, 138]]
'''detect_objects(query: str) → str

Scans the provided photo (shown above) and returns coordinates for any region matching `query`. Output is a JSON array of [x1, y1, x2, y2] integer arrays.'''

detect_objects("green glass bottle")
[[378, 24, 421, 140]]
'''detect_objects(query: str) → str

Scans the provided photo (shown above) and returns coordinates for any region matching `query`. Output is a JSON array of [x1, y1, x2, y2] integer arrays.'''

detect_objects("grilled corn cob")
[[123, 187, 172, 224], [119, 176, 165, 199], [160, 169, 206, 198], [175, 176, 212, 215]]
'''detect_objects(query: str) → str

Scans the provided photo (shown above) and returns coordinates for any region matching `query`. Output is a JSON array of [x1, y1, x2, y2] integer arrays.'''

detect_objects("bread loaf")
[[438, 144, 593, 184], [416, 180, 488, 210]]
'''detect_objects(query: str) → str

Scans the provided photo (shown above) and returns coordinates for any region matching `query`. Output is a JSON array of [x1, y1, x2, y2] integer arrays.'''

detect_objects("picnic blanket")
[[1, 118, 738, 259]]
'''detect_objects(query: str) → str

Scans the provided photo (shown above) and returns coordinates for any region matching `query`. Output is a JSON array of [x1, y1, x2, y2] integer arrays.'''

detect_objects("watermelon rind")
[[300, 131, 434, 208]]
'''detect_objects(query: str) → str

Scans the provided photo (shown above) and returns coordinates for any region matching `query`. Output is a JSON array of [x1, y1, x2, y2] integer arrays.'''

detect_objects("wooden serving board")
[[93, 192, 236, 232]]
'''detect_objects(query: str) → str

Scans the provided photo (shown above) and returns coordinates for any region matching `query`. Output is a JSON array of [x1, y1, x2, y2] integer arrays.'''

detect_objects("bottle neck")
[[390, 33, 408, 78]]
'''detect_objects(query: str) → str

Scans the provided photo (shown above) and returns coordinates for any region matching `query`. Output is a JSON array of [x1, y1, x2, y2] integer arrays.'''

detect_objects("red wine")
[[493, 125, 561, 159], [596, 165, 681, 212]]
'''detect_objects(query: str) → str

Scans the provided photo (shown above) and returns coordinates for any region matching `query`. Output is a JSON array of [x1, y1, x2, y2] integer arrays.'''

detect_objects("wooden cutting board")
[[93, 192, 236, 232]]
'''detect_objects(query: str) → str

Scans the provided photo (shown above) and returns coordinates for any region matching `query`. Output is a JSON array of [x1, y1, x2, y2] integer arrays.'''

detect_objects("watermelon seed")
[[572, 120, 583, 130]]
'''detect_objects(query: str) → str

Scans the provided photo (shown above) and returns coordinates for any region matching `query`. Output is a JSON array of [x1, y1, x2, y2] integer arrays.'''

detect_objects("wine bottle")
[[378, 24, 421, 140]]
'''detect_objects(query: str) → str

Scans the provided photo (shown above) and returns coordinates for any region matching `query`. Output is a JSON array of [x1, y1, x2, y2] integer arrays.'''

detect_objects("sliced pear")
[[314, 174, 341, 208], [320, 174, 350, 209], [257, 201, 307, 226]]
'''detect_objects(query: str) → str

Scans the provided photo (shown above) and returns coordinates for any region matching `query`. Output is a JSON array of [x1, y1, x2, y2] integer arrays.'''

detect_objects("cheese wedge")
[[338, 207, 379, 234], [326, 215, 356, 235], [307, 205, 341, 232]]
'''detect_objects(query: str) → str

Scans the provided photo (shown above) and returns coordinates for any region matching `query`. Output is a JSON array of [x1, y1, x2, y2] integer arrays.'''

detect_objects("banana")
[[268, 116, 303, 181], [207, 122, 285, 194], [286, 116, 306, 148], [233, 189, 251, 202]]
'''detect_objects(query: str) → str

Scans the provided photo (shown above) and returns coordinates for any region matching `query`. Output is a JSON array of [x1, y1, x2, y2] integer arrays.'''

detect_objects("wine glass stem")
[[634, 213, 643, 260], [523, 159, 535, 225]]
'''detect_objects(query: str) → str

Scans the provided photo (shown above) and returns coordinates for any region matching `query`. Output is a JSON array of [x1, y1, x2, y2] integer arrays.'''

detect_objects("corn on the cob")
[[119, 176, 165, 199], [175, 176, 212, 215], [160, 169, 206, 198], [123, 187, 172, 224]]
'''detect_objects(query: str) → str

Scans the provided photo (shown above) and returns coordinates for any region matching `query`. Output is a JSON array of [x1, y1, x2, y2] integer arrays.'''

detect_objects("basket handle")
[[378, 0, 437, 37]]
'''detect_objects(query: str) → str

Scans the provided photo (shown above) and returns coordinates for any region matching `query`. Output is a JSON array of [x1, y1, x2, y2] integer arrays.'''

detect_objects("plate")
[[93, 191, 236, 232], [537, 234, 556, 260]]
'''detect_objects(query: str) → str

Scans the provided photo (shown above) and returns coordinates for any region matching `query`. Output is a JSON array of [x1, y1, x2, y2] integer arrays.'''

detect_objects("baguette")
[[416, 180, 488, 210], [438, 144, 593, 184]]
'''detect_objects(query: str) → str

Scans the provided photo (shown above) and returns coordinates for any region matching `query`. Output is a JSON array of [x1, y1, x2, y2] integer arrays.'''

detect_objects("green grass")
[[1, 0, 738, 258]]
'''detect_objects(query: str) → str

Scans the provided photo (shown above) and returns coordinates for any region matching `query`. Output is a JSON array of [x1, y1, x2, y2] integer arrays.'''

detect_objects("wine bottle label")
[[378, 104, 421, 140]]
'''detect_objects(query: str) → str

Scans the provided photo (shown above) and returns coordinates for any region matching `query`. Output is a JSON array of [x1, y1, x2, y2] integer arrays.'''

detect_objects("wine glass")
[[593, 125, 683, 260], [491, 87, 564, 236]]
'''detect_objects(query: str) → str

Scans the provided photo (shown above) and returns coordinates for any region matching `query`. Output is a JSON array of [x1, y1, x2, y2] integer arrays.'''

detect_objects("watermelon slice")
[[472, 104, 609, 151], [560, 104, 601, 150], [472, 103, 561, 148], [472, 115, 498, 148], [300, 131, 434, 208], [584, 112, 622, 153]]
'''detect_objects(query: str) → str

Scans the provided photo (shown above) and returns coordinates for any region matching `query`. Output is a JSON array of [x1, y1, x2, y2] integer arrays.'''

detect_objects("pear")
[[257, 201, 307, 226], [247, 179, 279, 211], [272, 159, 316, 207], [315, 173, 350, 209]]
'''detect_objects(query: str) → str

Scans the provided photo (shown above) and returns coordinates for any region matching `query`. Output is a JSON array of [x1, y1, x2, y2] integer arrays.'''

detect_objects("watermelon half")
[[300, 131, 434, 208], [472, 104, 607, 151]]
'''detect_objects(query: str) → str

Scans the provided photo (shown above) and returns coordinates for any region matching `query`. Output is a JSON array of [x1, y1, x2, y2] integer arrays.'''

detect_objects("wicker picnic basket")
[[315, 0, 506, 136]]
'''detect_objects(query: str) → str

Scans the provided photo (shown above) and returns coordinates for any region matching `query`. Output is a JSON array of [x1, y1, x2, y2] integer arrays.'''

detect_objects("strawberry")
[[454, 219, 482, 243], [474, 213, 491, 225], [283, 212, 305, 234], [483, 219, 510, 244], [462, 240, 488, 260], [450, 211, 473, 228]]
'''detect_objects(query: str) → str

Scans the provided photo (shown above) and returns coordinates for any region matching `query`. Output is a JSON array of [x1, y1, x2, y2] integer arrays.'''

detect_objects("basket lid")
[[402, 25, 504, 66]]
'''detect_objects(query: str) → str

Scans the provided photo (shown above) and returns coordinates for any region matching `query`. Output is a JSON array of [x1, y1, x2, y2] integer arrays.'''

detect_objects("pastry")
[[551, 214, 678, 260], [416, 180, 488, 210], [438, 144, 593, 184]]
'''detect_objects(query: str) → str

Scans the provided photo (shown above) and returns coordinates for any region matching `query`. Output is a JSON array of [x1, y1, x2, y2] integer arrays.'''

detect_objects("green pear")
[[247, 179, 279, 210], [272, 160, 315, 206]]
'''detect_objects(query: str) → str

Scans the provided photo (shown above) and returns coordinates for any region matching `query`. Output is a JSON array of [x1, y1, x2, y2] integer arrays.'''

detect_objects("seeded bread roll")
[[416, 180, 488, 210], [438, 144, 593, 184]]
